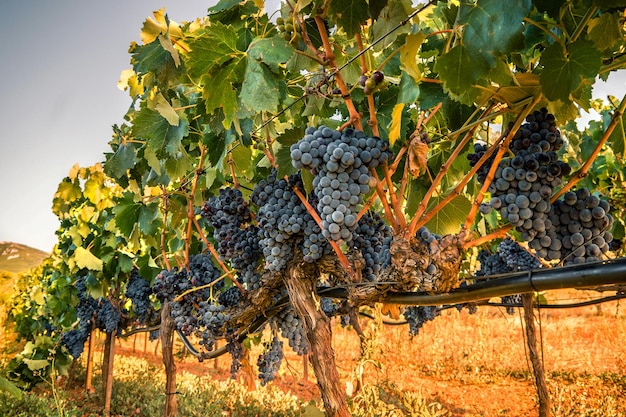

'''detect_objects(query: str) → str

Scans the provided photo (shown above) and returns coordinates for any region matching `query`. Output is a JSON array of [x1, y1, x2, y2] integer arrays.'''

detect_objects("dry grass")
[[4, 288, 625, 416]]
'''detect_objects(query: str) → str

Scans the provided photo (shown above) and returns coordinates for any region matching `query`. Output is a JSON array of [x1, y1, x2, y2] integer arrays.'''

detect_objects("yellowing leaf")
[[401, 32, 425, 82], [118, 68, 144, 96], [140, 8, 183, 44], [74, 247, 103, 271], [408, 135, 429, 177], [389, 103, 405, 146], [154, 93, 180, 125], [159, 34, 181, 67], [23, 359, 50, 372]]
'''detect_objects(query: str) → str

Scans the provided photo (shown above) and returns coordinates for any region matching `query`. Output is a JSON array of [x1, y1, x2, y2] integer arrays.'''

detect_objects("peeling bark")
[[284, 263, 351, 417], [522, 293, 551, 417]]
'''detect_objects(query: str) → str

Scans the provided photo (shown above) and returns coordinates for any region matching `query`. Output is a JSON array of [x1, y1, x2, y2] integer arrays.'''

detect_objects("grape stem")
[[405, 104, 493, 239], [368, 167, 399, 230], [355, 32, 380, 137], [383, 160, 406, 228], [160, 187, 172, 271], [407, 127, 506, 236], [292, 184, 356, 279], [355, 193, 377, 222], [552, 93, 626, 202], [184, 146, 207, 265], [173, 272, 230, 302], [227, 152, 239, 189], [314, 16, 362, 131], [463, 224, 513, 250]]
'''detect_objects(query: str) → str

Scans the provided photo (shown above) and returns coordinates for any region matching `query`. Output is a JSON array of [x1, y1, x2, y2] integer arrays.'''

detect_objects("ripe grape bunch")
[[201, 188, 261, 272], [352, 211, 392, 281], [291, 125, 393, 246], [125, 268, 156, 325], [257, 336, 284, 385], [475, 238, 542, 314], [251, 172, 325, 271], [153, 253, 231, 354], [468, 108, 613, 265], [60, 275, 99, 358], [548, 188, 614, 265], [403, 305, 440, 336]]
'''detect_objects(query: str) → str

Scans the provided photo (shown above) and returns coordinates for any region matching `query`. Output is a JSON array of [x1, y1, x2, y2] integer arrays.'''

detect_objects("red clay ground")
[[100, 289, 626, 416]]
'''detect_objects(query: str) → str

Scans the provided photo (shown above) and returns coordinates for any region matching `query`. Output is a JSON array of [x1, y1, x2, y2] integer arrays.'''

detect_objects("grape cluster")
[[257, 336, 284, 385], [218, 286, 242, 308], [61, 329, 90, 359], [359, 70, 388, 95], [548, 188, 613, 264], [125, 268, 155, 324], [291, 126, 392, 245], [201, 188, 251, 229], [202, 188, 261, 272], [275, 17, 301, 45], [197, 301, 230, 352], [95, 299, 121, 334], [414, 226, 449, 291], [474, 238, 541, 315], [225, 334, 243, 378], [470, 108, 571, 252], [152, 268, 186, 302], [498, 237, 542, 271], [501, 294, 523, 315], [153, 253, 230, 353], [252, 172, 324, 271], [469, 109, 615, 265], [61, 276, 113, 358], [403, 306, 440, 336], [274, 307, 309, 355], [352, 212, 392, 281]]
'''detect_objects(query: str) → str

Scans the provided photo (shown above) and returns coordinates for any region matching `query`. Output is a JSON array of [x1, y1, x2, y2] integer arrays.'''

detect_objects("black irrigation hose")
[[358, 294, 626, 325], [320, 258, 626, 306], [140, 258, 626, 359]]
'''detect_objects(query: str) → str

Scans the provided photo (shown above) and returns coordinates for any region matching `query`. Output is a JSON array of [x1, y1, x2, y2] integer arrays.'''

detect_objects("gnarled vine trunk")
[[284, 265, 351, 417]]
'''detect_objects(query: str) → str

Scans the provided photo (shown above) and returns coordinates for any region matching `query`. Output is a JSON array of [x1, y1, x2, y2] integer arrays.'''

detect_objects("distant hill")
[[0, 242, 48, 275]]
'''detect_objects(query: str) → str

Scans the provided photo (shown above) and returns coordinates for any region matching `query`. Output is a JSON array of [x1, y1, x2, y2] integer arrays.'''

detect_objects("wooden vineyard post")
[[284, 265, 351, 417], [160, 300, 177, 417], [102, 331, 116, 417], [85, 325, 96, 393], [522, 293, 551, 417]]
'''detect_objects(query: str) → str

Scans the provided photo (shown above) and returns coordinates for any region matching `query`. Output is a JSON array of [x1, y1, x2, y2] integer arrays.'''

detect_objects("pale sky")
[[0, 1, 623, 253]]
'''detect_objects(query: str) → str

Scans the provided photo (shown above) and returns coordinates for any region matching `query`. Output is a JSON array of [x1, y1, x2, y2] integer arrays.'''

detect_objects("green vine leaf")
[[587, 12, 623, 51], [457, 0, 531, 67], [239, 36, 293, 113], [370, 0, 413, 50], [132, 107, 189, 156], [539, 40, 602, 103], [329, 0, 370, 37], [105, 143, 137, 179], [202, 58, 246, 128], [154, 93, 180, 125], [434, 44, 491, 99], [186, 23, 243, 80], [425, 195, 472, 236], [113, 194, 159, 238], [607, 110, 625, 158]]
